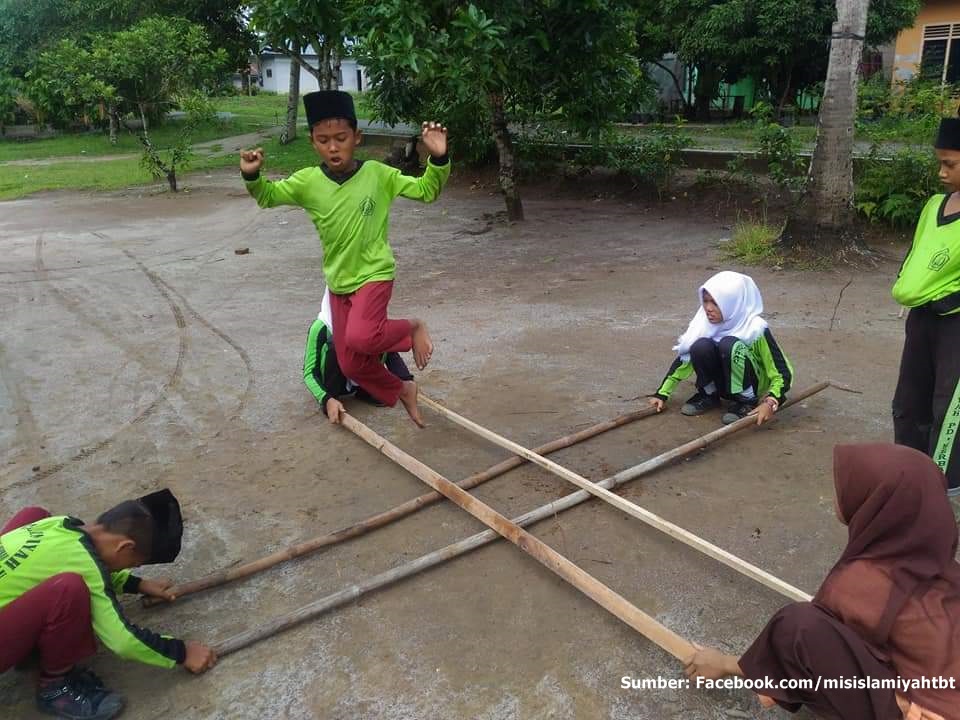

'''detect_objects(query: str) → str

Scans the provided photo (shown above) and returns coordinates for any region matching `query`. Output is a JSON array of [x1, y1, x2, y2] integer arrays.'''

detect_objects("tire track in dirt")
[[151, 275, 255, 419], [18, 239, 189, 485], [0, 338, 44, 466]]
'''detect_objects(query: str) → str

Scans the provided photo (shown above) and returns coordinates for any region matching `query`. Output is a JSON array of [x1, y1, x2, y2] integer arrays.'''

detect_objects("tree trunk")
[[782, 0, 870, 249], [108, 104, 118, 145], [652, 60, 689, 115], [489, 93, 523, 222], [167, 170, 178, 192], [693, 68, 720, 122], [283, 55, 299, 144], [138, 102, 148, 133], [330, 48, 341, 91]]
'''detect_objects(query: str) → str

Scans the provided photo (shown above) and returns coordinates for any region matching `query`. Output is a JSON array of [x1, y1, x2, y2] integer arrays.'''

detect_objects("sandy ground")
[[0, 169, 912, 720]]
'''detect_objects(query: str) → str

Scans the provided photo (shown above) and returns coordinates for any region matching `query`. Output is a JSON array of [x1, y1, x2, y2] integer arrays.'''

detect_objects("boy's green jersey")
[[245, 158, 451, 294], [655, 328, 793, 402], [893, 194, 960, 314], [0, 516, 185, 668]]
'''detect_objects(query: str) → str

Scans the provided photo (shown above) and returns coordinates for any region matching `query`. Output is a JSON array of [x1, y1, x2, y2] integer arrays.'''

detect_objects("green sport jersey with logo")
[[655, 329, 793, 402], [893, 194, 960, 314], [0, 516, 185, 668], [245, 158, 451, 294]]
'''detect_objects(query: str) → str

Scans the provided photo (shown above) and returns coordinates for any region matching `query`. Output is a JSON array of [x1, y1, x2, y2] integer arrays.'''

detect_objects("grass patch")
[[0, 152, 237, 200], [721, 219, 783, 265], [0, 131, 384, 199], [0, 120, 242, 162]]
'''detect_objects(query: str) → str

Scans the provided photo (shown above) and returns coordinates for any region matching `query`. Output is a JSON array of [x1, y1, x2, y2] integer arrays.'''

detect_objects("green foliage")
[[0, 73, 21, 125], [636, 0, 920, 114], [855, 145, 940, 228], [25, 41, 114, 127], [721, 219, 783, 265], [139, 92, 217, 191], [25, 16, 225, 129], [357, 1, 645, 161], [755, 122, 806, 192], [857, 77, 958, 144], [516, 124, 691, 197]]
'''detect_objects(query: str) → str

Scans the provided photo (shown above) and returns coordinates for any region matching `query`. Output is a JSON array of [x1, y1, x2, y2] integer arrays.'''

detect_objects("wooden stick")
[[146, 407, 656, 607], [351, 413, 692, 658], [420, 383, 830, 603], [213, 385, 826, 656]]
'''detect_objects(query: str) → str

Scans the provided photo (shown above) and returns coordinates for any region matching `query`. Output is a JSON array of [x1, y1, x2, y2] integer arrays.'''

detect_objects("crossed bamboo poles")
[[148, 382, 830, 658]]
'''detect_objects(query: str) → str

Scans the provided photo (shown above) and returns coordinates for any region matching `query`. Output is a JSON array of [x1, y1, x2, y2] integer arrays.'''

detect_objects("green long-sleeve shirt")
[[654, 329, 793, 402], [246, 158, 451, 294], [0, 516, 185, 668], [892, 193, 960, 314], [303, 316, 412, 409]]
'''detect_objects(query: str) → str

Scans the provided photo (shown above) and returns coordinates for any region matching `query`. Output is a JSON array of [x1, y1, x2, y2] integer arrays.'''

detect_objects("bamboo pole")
[[216, 413, 695, 659], [419, 383, 830, 603], [213, 384, 827, 656], [146, 407, 657, 607]]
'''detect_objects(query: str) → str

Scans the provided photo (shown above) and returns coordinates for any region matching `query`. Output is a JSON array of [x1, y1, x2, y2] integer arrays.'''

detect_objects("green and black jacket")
[[654, 329, 793, 402]]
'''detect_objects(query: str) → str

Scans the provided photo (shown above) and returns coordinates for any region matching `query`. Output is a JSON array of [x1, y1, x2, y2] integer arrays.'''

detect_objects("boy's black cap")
[[303, 90, 356, 128], [935, 117, 960, 150], [137, 489, 182, 564]]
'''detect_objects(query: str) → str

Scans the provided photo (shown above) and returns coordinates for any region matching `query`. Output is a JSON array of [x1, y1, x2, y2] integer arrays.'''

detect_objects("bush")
[[855, 144, 940, 228], [858, 78, 959, 144], [516, 124, 691, 196], [755, 122, 806, 193], [721, 219, 783, 265]]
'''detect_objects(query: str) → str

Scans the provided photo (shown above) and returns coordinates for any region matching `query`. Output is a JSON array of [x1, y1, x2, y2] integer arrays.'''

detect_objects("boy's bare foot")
[[411, 320, 433, 370], [398, 380, 425, 428]]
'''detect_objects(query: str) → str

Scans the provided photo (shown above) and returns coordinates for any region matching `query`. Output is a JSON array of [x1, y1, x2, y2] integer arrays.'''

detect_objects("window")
[[266, 68, 273, 78], [920, 23, 960, 85]]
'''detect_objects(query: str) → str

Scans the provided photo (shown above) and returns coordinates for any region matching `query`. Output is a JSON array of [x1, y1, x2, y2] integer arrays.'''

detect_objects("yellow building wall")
[[893, 0, 960, 82]]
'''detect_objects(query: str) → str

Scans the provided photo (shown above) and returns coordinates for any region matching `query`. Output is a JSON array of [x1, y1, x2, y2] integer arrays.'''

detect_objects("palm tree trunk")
[[782, 0, 870, 248]]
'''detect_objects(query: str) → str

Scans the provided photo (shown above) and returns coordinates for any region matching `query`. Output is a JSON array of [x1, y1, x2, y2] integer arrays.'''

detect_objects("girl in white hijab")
[[648, 271, 794, 425]]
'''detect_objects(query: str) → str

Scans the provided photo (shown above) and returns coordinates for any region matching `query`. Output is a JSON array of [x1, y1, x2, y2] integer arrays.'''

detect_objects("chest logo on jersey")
[[929, 248, 950, 272], [359, 196, 376, 217]]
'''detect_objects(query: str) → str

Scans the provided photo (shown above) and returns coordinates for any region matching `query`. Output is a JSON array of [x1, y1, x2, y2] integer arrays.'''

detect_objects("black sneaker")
[[36, 668, 124, 720], [680, 392, 721, 416], [722, 400, 758, 425]]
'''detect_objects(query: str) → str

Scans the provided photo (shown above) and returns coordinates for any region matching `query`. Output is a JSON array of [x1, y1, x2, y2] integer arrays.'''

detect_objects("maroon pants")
[[329, 280, 413, 406], [0, 508, 98, 674]]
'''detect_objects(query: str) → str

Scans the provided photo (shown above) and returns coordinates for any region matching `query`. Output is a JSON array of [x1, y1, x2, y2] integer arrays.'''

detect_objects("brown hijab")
[[814, 443, 960, 714]]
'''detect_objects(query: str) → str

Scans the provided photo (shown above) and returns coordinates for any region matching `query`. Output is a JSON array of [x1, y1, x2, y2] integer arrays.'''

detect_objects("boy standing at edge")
[[240, 90, 450, 427], [892, 116, 960, 496]]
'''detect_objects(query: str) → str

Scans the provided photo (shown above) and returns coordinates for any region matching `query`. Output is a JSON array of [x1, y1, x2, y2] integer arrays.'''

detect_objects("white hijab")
[[318, 288, 357, 391], [673, 271, 768, 361]]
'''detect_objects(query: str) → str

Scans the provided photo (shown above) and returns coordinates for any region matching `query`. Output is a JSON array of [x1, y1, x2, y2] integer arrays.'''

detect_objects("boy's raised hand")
[[240, 147, 265, 176], [420, 122, 448, 158]]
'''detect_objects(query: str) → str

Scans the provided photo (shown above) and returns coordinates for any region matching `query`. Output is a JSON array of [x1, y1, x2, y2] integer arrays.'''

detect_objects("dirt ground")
[[0, 168, 912, 720]]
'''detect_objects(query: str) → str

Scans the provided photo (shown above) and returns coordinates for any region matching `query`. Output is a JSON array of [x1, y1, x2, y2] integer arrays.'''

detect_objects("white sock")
[[740, 387, 756, 400], [703, 382, 717, 395]]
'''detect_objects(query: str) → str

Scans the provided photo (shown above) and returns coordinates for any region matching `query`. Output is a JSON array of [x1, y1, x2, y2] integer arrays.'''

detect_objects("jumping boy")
[[240, 90, 450, 427], [0, 490, 217, 720], [306, 288, 414, 424]]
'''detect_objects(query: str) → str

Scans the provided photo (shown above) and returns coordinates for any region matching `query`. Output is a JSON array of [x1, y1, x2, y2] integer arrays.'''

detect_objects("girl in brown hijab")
[[683, 443, 959, 719]]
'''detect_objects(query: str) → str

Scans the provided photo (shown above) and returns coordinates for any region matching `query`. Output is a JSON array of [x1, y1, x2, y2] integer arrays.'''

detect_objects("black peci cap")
[[136, 489, 183, 564], [935, 117, 960, 150], [303, 90, 357, 128]]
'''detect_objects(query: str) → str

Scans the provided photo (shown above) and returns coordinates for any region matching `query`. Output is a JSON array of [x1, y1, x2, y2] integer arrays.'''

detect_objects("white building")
[[256, 49, 369, 94]]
